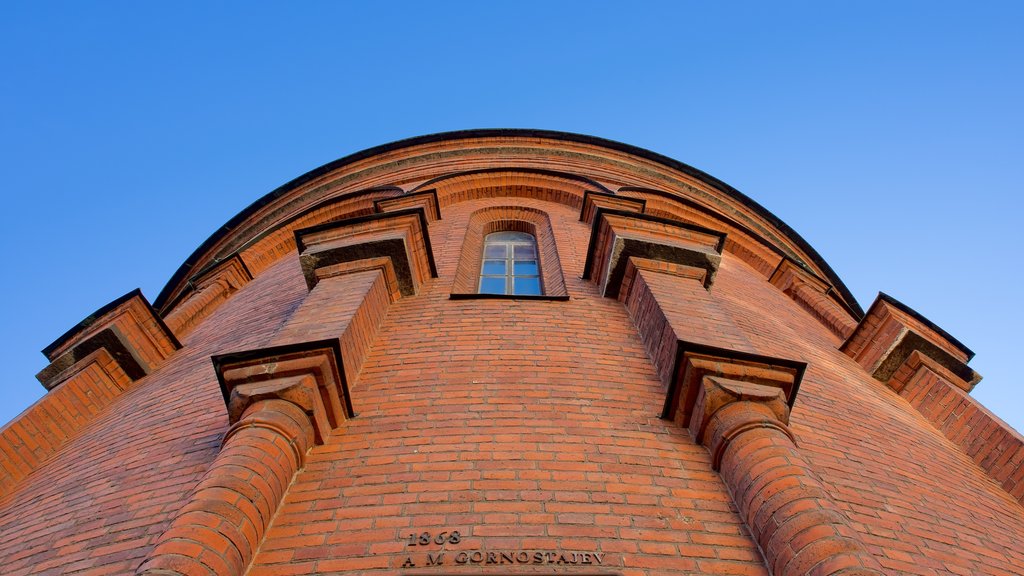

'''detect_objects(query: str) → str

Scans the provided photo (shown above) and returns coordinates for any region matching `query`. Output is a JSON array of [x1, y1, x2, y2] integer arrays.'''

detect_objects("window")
[[479, 231, 542, 295]]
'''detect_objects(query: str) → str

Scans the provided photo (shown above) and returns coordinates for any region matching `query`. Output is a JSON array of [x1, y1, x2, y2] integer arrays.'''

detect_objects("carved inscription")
[[399, 529, 608, 569]]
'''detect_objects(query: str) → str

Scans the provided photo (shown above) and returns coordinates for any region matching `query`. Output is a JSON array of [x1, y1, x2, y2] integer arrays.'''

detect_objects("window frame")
[[449, 206, 569, 301], [478, 231, 543, 296]]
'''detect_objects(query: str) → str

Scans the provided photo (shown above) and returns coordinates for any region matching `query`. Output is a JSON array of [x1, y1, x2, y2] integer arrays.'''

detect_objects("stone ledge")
[[295, 208, 437, 295], [583, 209, 725, 298]]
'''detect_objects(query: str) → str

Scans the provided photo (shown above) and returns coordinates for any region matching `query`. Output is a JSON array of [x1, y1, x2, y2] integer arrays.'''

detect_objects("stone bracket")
[[38, 289, 181, 391], [161, 255, 253, 338], [579, 190, 645, 225], [212, 339, 353, 444], [374, 189, 442, 222], [189, 254, 253, 294], [769, 257, 858, 339], [582, 208, 725, 298], [661, 341, 805, 428], [842, 292, 980, 392], [294, 208, 437, 295]]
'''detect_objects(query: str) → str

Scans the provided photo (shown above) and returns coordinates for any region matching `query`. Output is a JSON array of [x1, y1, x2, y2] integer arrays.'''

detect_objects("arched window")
[[479, 231, 542, 295]]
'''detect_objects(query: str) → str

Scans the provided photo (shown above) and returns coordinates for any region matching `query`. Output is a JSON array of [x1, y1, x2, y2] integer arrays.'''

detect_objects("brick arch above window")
[[452, 206, 568, 299]]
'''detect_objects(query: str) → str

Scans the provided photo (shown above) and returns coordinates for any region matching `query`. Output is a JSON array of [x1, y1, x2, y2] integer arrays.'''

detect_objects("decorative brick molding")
[[137, 341, 351, 576], [231, 186, 404, 281], [769, 257, 857, 339], [375, 188, 442, 222], [669, 346, 884, 576], [451, 205, 568, 298], [407, 167, 613, 210], [583, 209, 725, 298], [842, 293, 979, 391], [163, 256, 253, 339], [38, 289, 181, 391], [617, 186, 788, 281], [579, 190, 645, 226], [294, 208, 436, 295]]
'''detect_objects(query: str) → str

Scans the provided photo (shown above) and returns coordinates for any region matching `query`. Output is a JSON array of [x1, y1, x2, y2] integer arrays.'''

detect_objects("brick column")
[[137, 342, 350, 576], [137, 398, 313, 575], [673, 347, 883, 576]]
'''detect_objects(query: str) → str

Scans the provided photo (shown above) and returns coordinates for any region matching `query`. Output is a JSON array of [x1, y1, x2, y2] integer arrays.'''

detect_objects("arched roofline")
[[153, 129, 862, 317]]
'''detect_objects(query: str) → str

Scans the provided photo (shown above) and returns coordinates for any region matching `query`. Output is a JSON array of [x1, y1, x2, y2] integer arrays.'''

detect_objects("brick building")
[[2, 130, 1022, 575]]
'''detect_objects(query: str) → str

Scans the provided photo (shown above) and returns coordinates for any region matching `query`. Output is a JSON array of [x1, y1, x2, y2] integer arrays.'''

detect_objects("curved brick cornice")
[[153, 130, 862, 318]]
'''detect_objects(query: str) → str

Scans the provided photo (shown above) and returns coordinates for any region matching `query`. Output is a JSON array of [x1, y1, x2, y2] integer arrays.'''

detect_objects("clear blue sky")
[[2, 2, 1021, 433]]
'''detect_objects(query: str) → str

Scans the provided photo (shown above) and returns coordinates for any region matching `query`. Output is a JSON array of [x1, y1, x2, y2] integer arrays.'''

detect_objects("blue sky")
[[1, 2, 1021, 433]]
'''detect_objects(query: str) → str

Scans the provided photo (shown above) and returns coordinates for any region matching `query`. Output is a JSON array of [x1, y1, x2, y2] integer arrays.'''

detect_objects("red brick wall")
[[1, 139, 1022, 575]]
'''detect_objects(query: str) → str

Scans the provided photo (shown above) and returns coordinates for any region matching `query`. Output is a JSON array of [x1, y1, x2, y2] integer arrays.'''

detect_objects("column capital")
[[212, 339, 352, 444], [662, 341, 805, 429]]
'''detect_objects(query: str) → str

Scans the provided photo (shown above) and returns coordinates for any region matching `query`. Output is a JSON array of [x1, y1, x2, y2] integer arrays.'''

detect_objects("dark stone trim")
[[211, 338, 354, 418], [841, 292, 975, 361], [449, 293, 571, 301], [873, 331, 978, 384], [37, 327, 147, 390], [661, 340, 807, 421], [42, 288, 181, 360], [582, 208, 726, 281], [407, 166, 614, 195], [153, 129, 862, 319], [300, 238, 413, 295], [621, 185, 788, 259]]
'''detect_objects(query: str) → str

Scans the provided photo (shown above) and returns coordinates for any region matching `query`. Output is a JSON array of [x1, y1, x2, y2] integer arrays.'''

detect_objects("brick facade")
[[1, 130, 1022, 575]]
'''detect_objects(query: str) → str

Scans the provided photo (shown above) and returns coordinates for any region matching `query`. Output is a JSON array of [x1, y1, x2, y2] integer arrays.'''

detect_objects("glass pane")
[[513, 277, 541, 295], [513, 244, 537, 259], [487, 231, 533, 242], [484, 244, 507, 258], [479, 277, 507, 294], [514, 261, 538, 275], [482, 260, 506, 275]]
